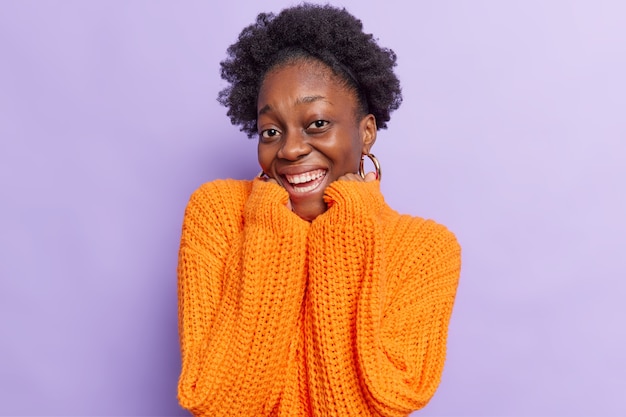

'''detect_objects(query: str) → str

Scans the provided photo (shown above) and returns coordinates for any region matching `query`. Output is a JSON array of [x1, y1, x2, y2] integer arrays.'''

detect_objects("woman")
[[177, 4, 461, 416]]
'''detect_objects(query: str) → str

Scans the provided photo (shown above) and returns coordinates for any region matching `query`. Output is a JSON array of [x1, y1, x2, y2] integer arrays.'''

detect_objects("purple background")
[[1, 1, 625, 415]]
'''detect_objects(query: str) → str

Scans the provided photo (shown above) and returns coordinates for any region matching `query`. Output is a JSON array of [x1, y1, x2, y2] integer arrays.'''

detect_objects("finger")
[[337, 173, 364, 182], [363, 171, 377, 182]]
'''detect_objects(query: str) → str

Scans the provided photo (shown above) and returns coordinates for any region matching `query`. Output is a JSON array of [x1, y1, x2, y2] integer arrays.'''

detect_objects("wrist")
[[245, 179, 308, 233], [322, 180, 385, 218]]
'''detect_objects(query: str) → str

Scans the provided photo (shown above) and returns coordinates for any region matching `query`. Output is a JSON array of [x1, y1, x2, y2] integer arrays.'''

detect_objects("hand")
[[263, 176, 293, 212], [337, 171, 377, 182]]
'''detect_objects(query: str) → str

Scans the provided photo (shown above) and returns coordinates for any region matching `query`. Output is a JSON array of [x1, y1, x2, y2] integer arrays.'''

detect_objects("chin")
[[291, 197, 328, 221]]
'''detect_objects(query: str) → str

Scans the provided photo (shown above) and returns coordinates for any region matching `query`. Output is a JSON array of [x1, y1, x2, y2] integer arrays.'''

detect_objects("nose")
[[277, 130, 311, 161]]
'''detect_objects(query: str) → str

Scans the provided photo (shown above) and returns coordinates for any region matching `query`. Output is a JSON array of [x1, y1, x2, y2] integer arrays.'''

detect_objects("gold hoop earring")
[[359, 153, 381, 181]]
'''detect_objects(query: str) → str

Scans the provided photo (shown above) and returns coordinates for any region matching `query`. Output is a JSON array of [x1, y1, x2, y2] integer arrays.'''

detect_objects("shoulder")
[[188, 179, 252, 209], [185, 179, 252, 219], [394, 213, 459, 249], [182, 179, 252, 233], [414, 218, 460, 260], [383, 211, 461, 268], [381, 214, 461, 302]]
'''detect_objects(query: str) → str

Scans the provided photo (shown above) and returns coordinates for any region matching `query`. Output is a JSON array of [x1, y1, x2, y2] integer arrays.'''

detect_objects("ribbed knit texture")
[[177, 179, 461, 416]]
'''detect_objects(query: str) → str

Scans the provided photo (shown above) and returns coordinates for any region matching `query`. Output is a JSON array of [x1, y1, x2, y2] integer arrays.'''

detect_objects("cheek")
[[344, 136, 364, 164], [327, 142, 361, 173], [257, 144, 274, 169]]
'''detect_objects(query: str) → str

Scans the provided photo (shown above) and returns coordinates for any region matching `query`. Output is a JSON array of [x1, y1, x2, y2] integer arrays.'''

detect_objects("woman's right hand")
[[263, 176, 293, 212]]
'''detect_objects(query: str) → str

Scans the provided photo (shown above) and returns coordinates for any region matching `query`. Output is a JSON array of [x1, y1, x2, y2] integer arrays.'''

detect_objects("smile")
[[284, 169, 327, 193]]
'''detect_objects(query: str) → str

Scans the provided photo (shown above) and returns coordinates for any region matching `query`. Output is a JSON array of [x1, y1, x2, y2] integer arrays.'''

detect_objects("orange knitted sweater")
[[177, 179, 461, 416]]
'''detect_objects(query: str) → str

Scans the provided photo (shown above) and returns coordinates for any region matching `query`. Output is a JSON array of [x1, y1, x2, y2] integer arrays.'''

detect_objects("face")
[[257, 59, 376, 221]]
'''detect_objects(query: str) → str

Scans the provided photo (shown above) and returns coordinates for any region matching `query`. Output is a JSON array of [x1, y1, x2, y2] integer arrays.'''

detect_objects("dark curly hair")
[[218, 3, 402, 138]]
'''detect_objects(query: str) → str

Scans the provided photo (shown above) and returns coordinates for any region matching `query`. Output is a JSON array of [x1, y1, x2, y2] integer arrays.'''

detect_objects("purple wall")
[[1, 1, 625, 415]]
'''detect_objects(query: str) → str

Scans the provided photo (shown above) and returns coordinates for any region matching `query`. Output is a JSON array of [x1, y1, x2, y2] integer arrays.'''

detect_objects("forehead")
[[263, 59, 335, 88], [258, 59, 356, 107]]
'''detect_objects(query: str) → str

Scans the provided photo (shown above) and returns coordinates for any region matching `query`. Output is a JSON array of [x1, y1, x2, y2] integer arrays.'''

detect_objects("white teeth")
[[285, 169, 326, 185], [293, 182, 320, 193]]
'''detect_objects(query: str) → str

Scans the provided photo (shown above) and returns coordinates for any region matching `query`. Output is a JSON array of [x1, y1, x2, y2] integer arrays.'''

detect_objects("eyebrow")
[[257, 95, 330, 116]]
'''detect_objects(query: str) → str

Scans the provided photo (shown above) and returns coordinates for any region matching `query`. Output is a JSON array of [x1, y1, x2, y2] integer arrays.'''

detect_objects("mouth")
[[283, 169, 327, 194]]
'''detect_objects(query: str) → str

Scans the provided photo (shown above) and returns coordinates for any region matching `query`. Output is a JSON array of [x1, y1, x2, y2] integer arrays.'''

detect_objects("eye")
[[260, 128, 281, 141], [307, 120, 329, 130]]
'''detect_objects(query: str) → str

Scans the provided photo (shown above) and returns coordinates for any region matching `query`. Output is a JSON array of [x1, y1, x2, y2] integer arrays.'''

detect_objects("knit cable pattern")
[[177, 179, 461, 416]]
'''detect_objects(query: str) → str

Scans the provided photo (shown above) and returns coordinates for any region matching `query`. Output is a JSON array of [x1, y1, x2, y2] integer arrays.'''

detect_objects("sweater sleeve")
[[177, 179, 309, 416], [307, 180, 461, 417]]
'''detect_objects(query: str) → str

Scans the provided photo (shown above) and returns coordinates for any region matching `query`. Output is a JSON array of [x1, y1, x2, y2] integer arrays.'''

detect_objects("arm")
[[177, 179, 309, 415], [357, 215, 461, 416], [307, 180, 461, 416]]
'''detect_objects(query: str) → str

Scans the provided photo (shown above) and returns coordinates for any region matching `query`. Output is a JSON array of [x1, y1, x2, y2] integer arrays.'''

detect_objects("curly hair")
[[218, 3, 402, 138]]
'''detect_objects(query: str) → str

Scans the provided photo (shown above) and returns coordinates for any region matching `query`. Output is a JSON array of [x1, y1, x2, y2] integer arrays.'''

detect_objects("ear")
[[360, 113, 377, 154]]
